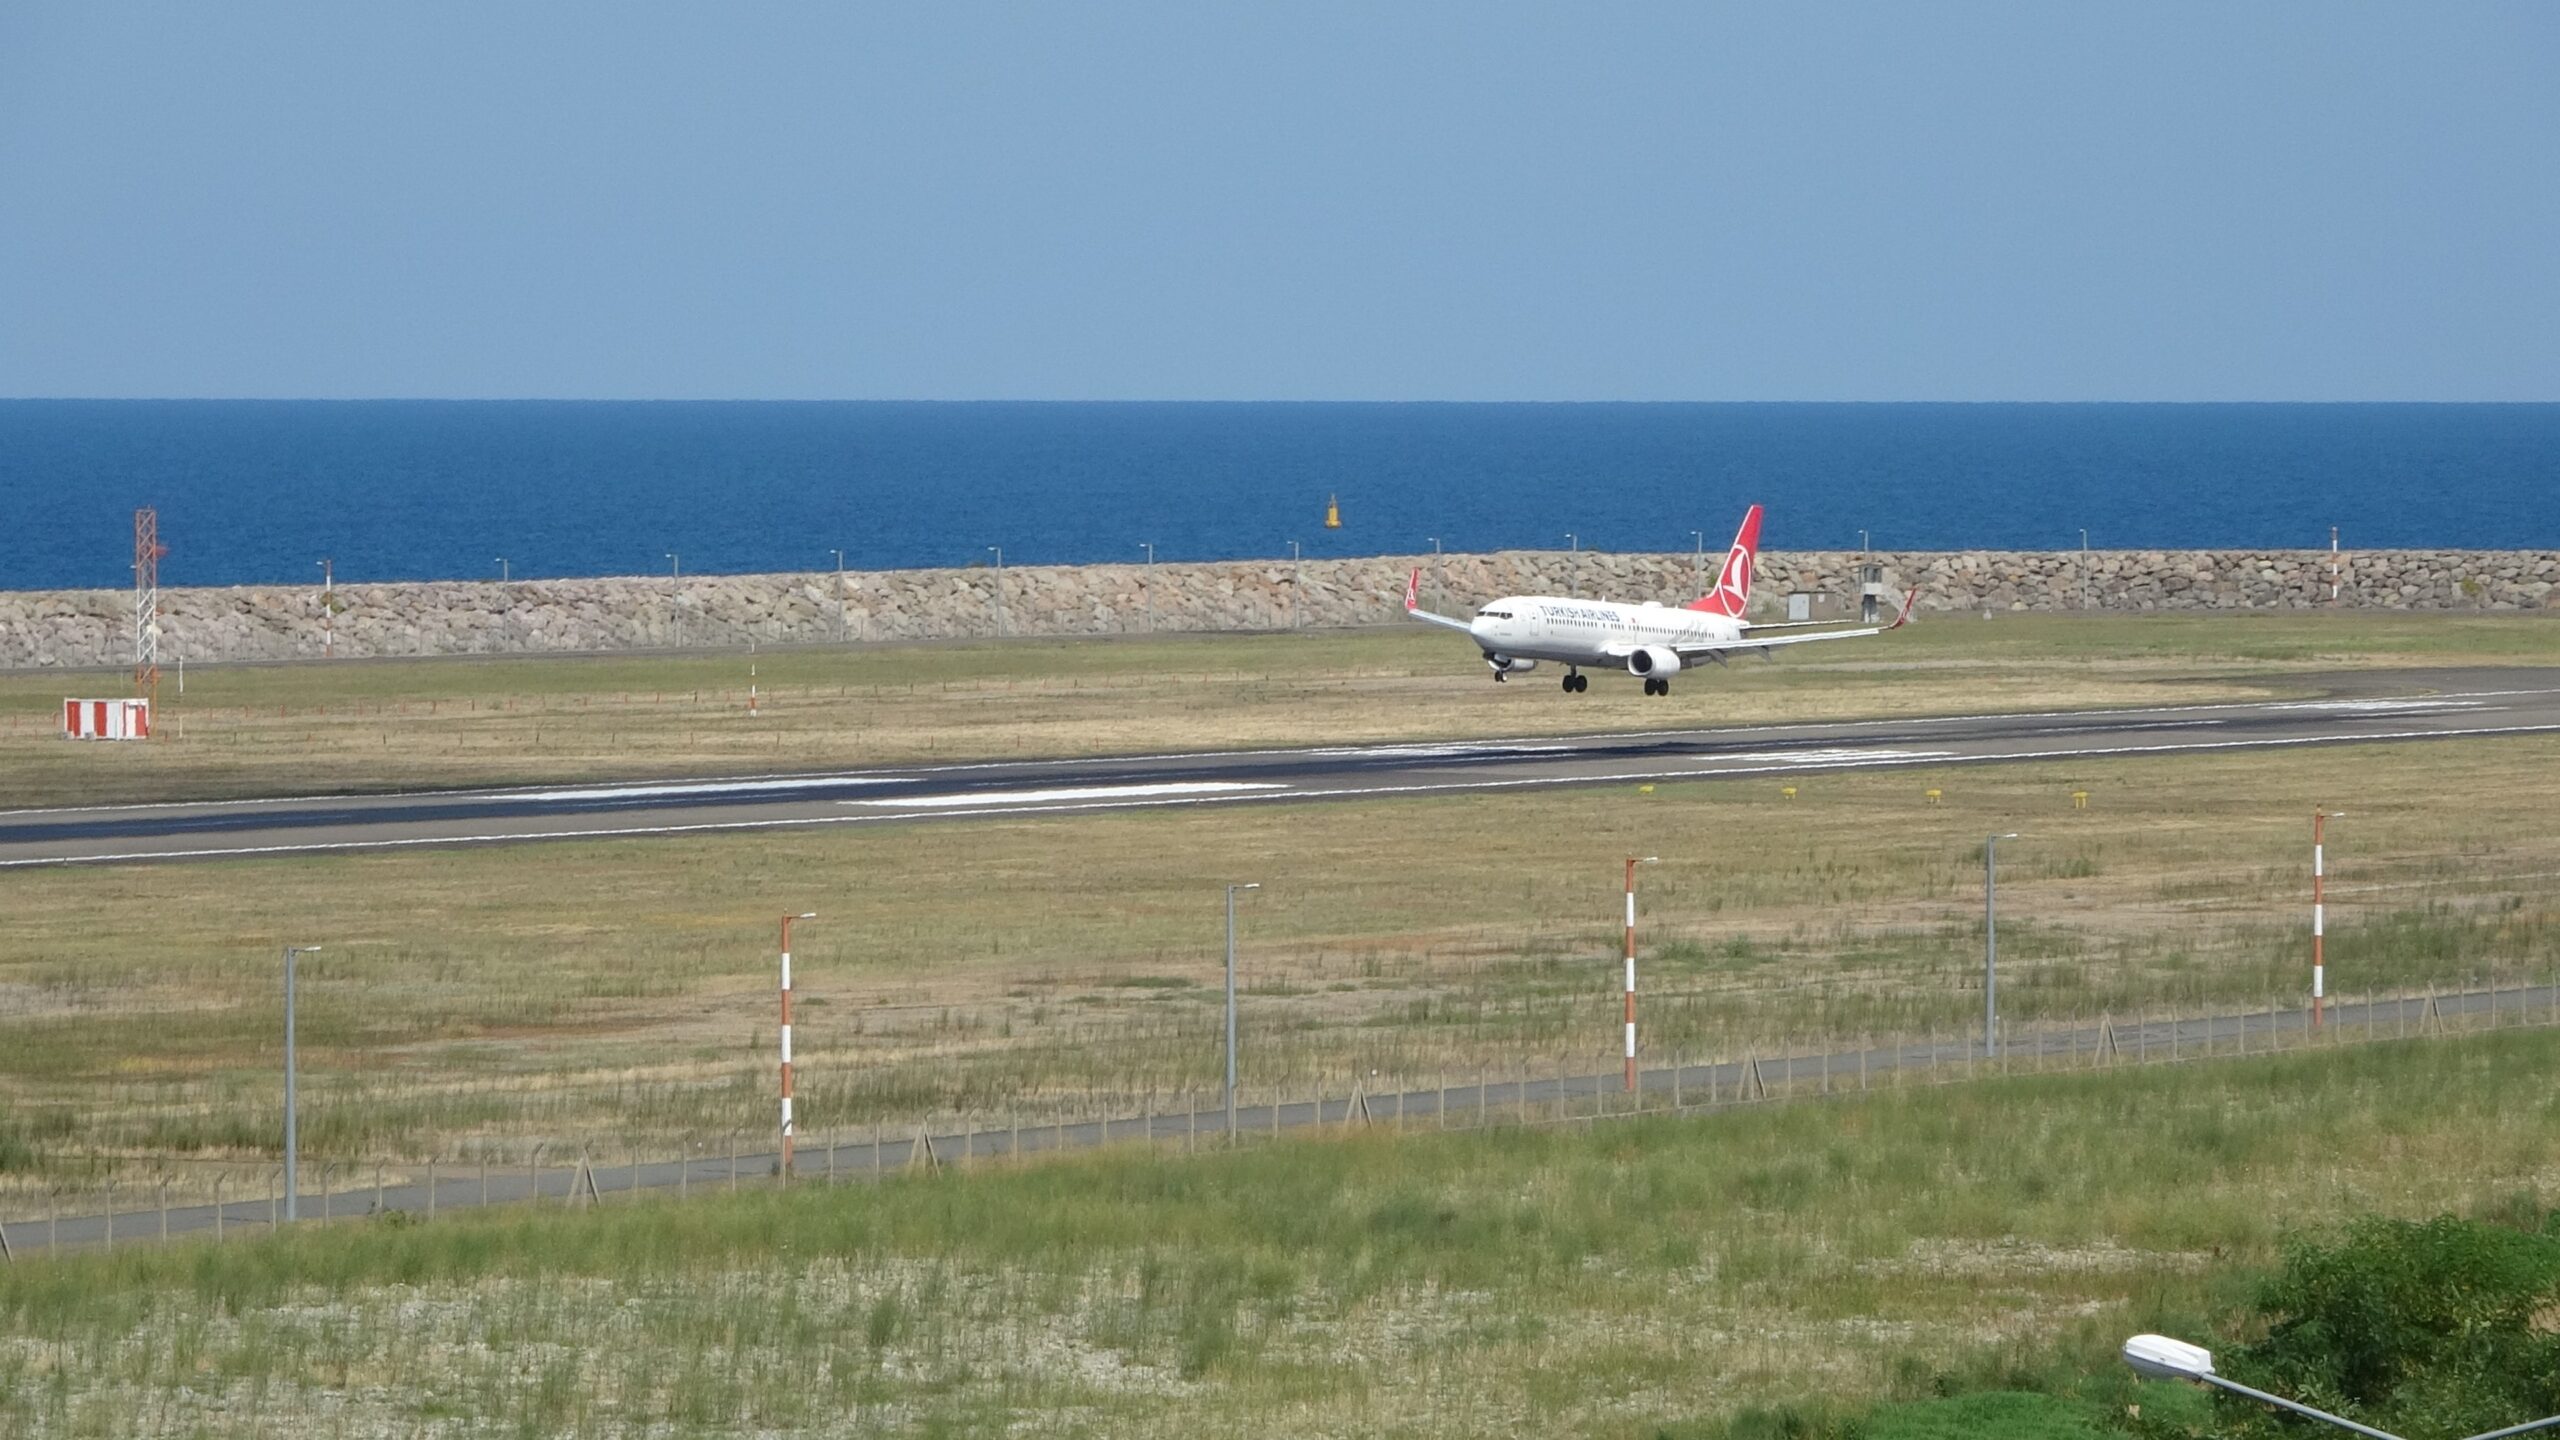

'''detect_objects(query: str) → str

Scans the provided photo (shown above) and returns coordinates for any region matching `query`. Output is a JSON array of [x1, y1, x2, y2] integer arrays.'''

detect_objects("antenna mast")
[[133, 508, 165, 714]]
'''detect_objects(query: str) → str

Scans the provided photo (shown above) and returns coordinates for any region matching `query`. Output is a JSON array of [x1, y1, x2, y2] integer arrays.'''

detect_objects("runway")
[[5, 666, 2557, 868]]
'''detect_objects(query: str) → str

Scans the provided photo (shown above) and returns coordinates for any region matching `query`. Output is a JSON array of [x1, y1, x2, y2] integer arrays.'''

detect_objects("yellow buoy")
[[1324, 494, 1341, 529]]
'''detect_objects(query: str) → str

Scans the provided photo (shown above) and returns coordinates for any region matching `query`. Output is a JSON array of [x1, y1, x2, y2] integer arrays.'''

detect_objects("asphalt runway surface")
[[7, 983, 2545, 1253], [5, 666, 2557, 868]]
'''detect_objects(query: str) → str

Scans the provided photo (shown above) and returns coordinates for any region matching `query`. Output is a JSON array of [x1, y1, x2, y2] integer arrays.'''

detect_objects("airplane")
[[1404, 504, 1916, 696]]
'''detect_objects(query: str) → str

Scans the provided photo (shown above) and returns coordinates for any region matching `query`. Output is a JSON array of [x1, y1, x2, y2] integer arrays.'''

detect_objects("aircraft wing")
[[1403, 569, 1474, 633], [1670, 589, 1917, 661]]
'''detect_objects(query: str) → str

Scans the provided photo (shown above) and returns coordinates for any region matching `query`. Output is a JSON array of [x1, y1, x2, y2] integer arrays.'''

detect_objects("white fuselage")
[[1468, 596, 1744, 669]]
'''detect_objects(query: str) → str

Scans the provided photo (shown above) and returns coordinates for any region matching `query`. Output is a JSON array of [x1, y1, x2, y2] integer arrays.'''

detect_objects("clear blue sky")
[[2, 3, 2553, 401]]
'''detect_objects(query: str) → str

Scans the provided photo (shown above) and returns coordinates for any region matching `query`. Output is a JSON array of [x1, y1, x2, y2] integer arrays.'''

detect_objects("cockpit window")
[[1476, 609, 1511, 620]]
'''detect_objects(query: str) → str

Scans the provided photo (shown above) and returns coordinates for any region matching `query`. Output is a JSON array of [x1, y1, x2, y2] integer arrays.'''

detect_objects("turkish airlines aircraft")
[[1405, 505, 1916, 695]]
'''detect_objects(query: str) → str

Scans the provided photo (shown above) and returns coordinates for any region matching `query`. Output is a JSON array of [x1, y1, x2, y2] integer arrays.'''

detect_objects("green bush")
[[2216, 1212, 2560, 1439]]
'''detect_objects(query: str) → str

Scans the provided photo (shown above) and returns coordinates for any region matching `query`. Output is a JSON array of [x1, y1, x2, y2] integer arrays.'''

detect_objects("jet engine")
[[1625, 646, 1683, 677], [1483, 653, 1539, 676]]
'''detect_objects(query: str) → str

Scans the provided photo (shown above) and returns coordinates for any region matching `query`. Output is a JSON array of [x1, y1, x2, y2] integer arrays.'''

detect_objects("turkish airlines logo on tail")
[[1686, 504, 1763, 617]]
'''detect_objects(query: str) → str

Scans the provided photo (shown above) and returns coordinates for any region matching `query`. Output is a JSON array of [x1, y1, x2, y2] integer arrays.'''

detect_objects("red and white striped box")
[[61, 698, 151, 740]]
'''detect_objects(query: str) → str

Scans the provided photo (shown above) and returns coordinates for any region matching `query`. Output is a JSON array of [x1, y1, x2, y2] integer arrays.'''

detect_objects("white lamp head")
[[2122, 1333, 2214, 1382]]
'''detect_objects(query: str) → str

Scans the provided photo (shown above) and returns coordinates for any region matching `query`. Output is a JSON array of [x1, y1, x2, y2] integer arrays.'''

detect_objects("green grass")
[[1, 611, 2550, 806], [3, 1025, 2555, 1437]]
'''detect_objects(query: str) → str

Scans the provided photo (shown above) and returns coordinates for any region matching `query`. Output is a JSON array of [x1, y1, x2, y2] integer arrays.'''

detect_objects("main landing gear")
[[1641, 677, 1672, 697], [1560, 670, 1588, 694]]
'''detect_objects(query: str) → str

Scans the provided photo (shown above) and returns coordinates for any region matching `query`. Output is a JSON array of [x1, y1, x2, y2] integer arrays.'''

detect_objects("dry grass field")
[[1, 611, 2552, 807], [3, 728, 2555, 1203]]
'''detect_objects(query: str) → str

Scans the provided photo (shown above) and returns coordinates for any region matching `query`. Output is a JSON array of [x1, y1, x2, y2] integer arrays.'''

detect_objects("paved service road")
[[7, 984, 2547, 1254], [4, 668, 2557, 867]]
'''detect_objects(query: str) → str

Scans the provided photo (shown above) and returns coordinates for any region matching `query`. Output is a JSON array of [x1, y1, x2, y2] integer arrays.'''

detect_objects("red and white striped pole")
[[780, 912, 816, 1173], [2311, 813, 2338, 1028], [1624, 856, 1657, 1092]]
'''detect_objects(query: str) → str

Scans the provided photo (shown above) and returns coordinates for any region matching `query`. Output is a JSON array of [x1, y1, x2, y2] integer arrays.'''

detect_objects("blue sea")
[[0, 402, 2553, 589]]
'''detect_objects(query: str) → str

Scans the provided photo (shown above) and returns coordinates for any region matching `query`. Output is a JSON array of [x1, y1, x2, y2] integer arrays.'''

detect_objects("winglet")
[[1405, 568, 1423, 612], [1886, 588, 1919, 630]]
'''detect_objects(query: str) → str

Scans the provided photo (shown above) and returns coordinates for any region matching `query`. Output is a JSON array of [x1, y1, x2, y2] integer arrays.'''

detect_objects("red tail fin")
[[1404, 568, 1422, 612], [1684, 505, 1762, 616]]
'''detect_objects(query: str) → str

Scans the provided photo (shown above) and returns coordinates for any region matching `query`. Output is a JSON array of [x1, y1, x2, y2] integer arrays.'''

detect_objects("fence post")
[[480, 1159, 489, 1208], [426, 1160, 436, 1220], [728, 1136, 739, 1193], [214, 1177, 225, 1240], [374, 1165, 385, 1217]]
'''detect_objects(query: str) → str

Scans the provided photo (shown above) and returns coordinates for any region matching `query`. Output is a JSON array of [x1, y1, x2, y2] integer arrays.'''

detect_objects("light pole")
[[830, 549, 846, 643], [1224, 882, 1260, 1135], [665, 552, 682, 648], [1565, 533, 1579, 598], [778, 913, 816, 1175], [1428, 536, 1443, 615], [496, 557, 509, 583], [1858, 528, 1869, 554], [282, 944, 323, 1221], [1986, 833, 2019, 1058], [1287, 541, 1301, 629], [1622, 856, 1659, 1092], [2079, 528, 2090, 610], [1691, 530, 1706, 598], [988, 546, 1007, 637], [1140, 543, 1155, 633], [2122, 1333, 2560, 1440], [316, 559, 333, 659]]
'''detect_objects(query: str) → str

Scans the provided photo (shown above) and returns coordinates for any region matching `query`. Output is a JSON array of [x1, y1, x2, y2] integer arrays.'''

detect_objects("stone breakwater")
[[3, 549, 2554, 669]]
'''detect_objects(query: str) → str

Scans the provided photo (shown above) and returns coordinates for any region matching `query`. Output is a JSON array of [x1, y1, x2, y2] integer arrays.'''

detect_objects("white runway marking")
[[508, 776, 900, 803], [2264, 698, 2489, 714], [848, 781, 1287, 809], [1705, 747, 1957, 767]]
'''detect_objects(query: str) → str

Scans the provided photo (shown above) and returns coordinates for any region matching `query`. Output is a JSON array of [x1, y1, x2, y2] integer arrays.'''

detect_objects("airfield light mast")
[[133, 509, 165, 718]]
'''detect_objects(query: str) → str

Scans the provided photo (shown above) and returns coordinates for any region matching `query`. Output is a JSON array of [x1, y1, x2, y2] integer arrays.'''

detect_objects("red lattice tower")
[[134, 508, 166, 714]]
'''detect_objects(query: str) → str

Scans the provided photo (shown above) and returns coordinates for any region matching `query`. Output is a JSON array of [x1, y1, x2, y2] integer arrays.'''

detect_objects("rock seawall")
[[4, 549, 2553, 668]]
